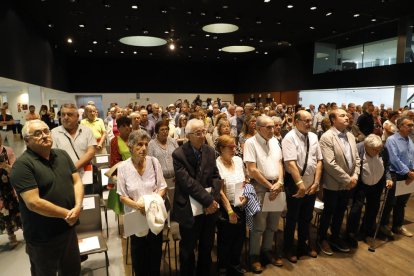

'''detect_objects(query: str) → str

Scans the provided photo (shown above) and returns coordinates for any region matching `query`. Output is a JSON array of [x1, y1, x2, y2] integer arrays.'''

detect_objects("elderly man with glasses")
[[10, 119, 84, 275], [171, 119, 221, 276], [244, 115, 284, 273]]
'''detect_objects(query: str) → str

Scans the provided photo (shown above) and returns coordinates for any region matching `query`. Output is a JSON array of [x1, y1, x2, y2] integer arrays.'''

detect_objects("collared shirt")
[[243, 133, 282, 181], [385, 131, 414, 175], [117, 156, 167, 214], [51, 125, 97, 165], [141, 120, 155, 137], [148, 137, 178, 179], [313, 112, 327, 132], [331, 127, 354, 169], [282, 128, 323, 188], [361, 152, 384, 185], [80, 118, 106, 141]]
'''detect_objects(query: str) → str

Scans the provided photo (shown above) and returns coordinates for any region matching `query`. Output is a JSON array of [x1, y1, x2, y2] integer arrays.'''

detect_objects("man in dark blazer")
[[172, 118, 221, 276]]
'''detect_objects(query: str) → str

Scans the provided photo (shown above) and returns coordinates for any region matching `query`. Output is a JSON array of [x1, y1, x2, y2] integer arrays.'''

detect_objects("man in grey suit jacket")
[[172, 119, 221, 276], [318, 109, 360, 256]]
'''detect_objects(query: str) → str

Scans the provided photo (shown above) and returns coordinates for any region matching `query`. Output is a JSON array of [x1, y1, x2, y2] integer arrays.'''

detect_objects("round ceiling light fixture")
[[202, 23, 239, 34], [119, 36, 167, 47], [220, 45, 255, 53]]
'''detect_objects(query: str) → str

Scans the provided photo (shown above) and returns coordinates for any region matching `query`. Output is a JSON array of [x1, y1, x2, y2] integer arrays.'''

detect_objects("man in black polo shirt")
[[0, 107, 14, 146], [10, 119, 84, 276], [357, 101, 375, 137]]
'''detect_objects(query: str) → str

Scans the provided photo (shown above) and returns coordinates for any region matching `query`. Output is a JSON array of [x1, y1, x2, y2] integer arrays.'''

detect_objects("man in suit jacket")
[[172, 119, 221, 276], [318, 109, 361, 256]]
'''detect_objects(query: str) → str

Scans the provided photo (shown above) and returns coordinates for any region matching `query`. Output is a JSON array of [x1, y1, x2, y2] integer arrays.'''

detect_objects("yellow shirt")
[[80, 118, 106, 142]]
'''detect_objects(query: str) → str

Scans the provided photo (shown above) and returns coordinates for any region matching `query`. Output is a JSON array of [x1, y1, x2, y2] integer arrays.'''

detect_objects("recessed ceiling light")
[[161, 9, 167, 14], [326, 12, 332, 16], [218, 49, 222, 52], [93, 41, 97, 44], [189, 45, 193, 49], [106, 26, 112, 30], [353, 13, 360, 17], [310, 26, 315, 30], [221, 45, 255, 53], [201, 12, 206, 16], [202, 23, 239, 34], [222, 5, 228, 9], [169, 44, 175, 50], [104, 51, 108, 54], [264, 0, 271, 2], [259, 40, 263, 43], [119, 36, 167, 47], [79, 24, 85, 28], [48, 23, 54, 28], [89, 49, 93, 53], [67, 38, 73, 43], [205, 47, 209, 50], [120, 51, 124, 54], [287, 4, 294, 8], [164, 30, 169, 34], [256, 20, 262, 24], [131, 5, 138, 9], [264, 52, 268, 55], [206, 34, 210, 37], [133, 51, 137, 54], [371, 17, 377, 22], [186, 11, 192, 15], [310, 6, 317, 10]]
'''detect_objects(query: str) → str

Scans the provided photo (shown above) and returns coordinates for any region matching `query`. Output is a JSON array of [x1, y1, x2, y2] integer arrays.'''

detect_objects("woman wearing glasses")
[[216, 135, 247, 275]]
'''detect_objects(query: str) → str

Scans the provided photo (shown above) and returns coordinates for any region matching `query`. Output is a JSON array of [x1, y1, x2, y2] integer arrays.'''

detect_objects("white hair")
[[364, 134, 383, 148], [185, 119, 204, 135], [22, 119, 48, 140]]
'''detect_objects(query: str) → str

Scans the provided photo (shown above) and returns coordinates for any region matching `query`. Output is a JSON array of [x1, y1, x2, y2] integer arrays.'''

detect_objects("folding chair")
[[76, 194, 109, 276]]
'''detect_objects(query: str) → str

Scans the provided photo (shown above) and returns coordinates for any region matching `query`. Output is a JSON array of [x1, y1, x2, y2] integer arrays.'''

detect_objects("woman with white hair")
[[345, 134, 393, 247], [117, 129, 167, 276]]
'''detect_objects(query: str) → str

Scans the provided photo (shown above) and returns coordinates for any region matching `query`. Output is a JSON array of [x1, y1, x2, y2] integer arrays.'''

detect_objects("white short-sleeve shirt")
[[243, 133, 282, 181]]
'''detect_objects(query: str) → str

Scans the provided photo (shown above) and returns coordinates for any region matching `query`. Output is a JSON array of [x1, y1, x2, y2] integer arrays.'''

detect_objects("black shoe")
[[329, 237, 350, 253], [346, 233, 358, 248], [229, 264, 246, 275]]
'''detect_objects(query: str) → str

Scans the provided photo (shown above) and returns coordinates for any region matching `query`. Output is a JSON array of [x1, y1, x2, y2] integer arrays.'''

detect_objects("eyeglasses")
[[260, 125, 275, 130], [159, 128, 169, 132], [29, 128, 51, 138], [188, 130, 207, 137], [298, 119, 313, 124]]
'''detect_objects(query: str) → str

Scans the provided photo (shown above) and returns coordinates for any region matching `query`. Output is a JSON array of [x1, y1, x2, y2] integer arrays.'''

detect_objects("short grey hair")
[[256, 115, 271, 127], [128, 129, 151, 149], [364, 134, 383, 148], [185, 119, 204, 134], [22, 120, 48, 140], [129, 111, 141, 119], [271, 116, 282, 124], [397, 116, 413, 129], [61, 103, 77, 110]]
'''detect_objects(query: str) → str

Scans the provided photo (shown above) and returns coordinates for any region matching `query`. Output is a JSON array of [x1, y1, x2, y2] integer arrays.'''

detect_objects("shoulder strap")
[[64, 133, 80, 160], [300, 135, 310, 176]]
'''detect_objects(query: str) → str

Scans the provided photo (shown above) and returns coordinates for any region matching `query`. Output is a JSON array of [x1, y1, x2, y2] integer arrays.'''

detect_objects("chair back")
[[76, 194, 102, 234]]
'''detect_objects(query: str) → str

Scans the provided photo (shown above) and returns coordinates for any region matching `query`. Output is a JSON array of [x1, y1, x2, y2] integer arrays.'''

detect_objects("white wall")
[[299, 86, 414, 109], [70, 92, 234, 111]]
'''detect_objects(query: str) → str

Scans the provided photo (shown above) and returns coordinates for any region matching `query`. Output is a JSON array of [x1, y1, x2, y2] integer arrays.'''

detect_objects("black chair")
[[76, 194, 109, 276]]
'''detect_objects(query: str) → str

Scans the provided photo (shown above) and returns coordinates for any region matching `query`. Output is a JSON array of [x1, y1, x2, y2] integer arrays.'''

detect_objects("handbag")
[[284, 134, 309, 196]]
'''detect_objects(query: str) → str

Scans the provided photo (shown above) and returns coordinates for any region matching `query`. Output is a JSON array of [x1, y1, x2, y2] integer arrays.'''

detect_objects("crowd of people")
[[1, 96, 414, 275]]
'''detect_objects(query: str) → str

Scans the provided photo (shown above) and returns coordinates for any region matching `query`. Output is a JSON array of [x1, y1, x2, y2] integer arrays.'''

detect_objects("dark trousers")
[[131, 231, 163, 276], [381, 183, 411, 230], [284, 193, 316, 253], [347, 181, 383, 236], [217, 207, 246, 269], [25, 227, 80, 276], [179, 214, 217, 276], [318, 189, 349, 241]]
